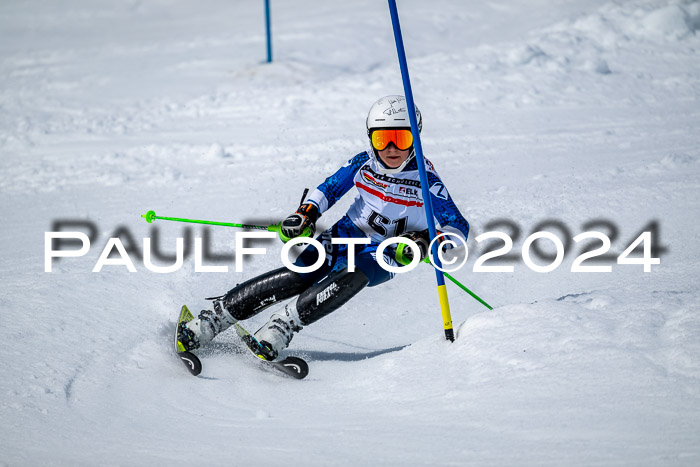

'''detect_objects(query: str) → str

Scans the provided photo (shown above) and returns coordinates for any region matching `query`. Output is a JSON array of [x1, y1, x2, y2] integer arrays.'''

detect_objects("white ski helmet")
[[366, 95, 422, 174]]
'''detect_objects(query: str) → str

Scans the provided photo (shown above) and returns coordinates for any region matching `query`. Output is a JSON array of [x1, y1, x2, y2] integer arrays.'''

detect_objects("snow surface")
[[2, 0, 700, 465]]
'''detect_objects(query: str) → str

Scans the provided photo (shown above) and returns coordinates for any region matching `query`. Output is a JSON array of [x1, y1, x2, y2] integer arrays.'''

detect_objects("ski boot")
[[176, 321, 200, 352], [253, 303, 303, 360], [178, 298, 237, 350]]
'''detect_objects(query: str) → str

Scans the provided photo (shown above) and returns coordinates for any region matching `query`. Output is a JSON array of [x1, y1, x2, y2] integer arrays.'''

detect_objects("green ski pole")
[[441, 271, 493, 310], [141, 210, 280, 232], [396, 242, 493, 311], [422, 258, 493, 311]]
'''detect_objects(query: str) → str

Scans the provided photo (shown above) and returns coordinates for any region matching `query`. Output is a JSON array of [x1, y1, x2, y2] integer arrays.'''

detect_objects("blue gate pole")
[[387, 0, 454, 341], [265, 0, 272, 63]]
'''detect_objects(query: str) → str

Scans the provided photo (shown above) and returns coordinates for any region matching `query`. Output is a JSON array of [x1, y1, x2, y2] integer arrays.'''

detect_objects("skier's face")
[[378, 143, 410, 169]]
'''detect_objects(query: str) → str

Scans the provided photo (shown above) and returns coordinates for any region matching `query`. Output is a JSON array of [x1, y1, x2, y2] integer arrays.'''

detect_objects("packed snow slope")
[[2, 0, 700, 465]]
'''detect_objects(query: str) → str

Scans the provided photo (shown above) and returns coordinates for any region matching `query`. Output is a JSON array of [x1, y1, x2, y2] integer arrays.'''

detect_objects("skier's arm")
[[427, 172, 470, 242], [306, 152, 370, 213]]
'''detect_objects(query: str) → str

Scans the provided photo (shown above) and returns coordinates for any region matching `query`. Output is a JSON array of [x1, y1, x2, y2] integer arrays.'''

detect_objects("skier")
[[177, 95, 470, 360]]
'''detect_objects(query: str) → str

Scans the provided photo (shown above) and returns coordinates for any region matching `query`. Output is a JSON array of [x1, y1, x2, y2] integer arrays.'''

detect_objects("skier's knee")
[[296, 269, 369, 325]]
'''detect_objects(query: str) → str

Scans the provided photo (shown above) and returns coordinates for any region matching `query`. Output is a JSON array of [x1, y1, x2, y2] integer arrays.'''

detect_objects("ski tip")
[[179, 351, 202, 376], [276, 356, 309, 380]]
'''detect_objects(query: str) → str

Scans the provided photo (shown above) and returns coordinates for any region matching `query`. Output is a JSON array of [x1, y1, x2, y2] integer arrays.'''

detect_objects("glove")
[[395, 230, 430, 265], [395, 229, 453, 265], [279, 203, 320, 243]]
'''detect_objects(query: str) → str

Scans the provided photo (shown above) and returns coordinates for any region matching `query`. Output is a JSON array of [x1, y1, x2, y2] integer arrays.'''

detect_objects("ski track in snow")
[[1, 0, 700, 465]]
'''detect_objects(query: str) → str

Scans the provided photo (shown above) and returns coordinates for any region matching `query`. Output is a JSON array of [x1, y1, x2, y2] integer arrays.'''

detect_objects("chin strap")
[[372, 147, 416, 174]]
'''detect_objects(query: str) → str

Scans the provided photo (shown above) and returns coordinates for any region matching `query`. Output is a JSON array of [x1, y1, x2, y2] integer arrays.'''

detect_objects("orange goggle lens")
[[371, 129, 413, 151]]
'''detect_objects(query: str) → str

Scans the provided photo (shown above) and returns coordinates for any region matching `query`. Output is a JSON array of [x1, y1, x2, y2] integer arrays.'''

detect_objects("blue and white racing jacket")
[[306, 151, 470, 244]]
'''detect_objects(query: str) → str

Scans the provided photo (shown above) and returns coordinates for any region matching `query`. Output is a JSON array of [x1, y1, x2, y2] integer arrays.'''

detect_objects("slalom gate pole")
[[141, 210, 279, 232], [388, 0, 455, 341], [264, 0, 272, 63]]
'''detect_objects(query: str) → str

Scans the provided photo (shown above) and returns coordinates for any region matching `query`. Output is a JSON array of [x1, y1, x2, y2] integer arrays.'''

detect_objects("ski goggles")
[[370, 129, 414, 151]]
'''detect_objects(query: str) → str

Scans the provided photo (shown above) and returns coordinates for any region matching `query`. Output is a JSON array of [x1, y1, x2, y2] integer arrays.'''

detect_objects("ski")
[[175, 305, 202, 376], [233, 322, 309, 380], [175, 305, 307, 379]]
